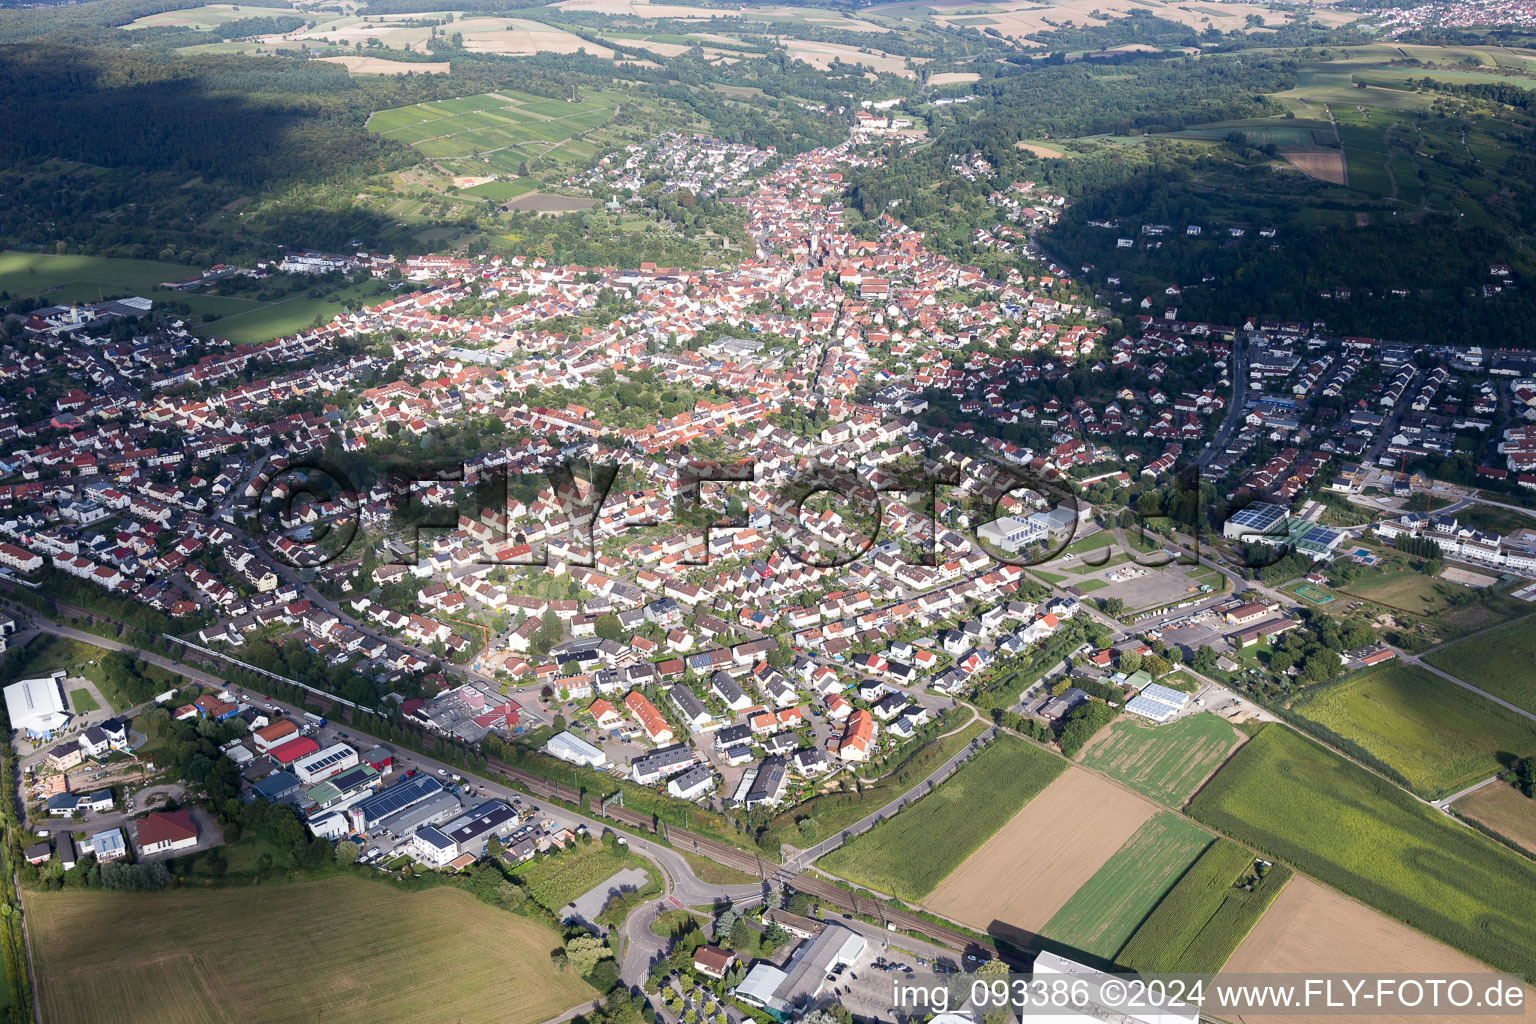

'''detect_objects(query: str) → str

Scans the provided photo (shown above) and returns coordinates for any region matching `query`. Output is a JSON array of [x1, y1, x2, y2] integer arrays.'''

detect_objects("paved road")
[[1194, 335, 1247, 470], [1433, 775, 1499, 812]]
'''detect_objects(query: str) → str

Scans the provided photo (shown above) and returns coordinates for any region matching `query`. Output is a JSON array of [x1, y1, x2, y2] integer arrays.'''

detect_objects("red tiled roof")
[[135, 809, 196, 847], [267, 736, 320, 765]]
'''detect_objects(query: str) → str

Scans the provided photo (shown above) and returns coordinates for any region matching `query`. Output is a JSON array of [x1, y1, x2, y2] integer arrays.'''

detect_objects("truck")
[[303, 712, 327, 730]]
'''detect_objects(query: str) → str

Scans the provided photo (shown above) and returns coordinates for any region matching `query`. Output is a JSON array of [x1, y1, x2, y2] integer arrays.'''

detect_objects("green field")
[[1116, 840, 1292, 974], [1078, 713, 1242, 806], [817, 734, 1065, 902], [25, 877, 594, 1024], [369, 89, 619, 189], [1291, 663, 1536, 796], [1040, 813, 1212, 960], [1, 250, 203, 304], [1424, 617, 1536, 716], [193, 283, 382, 345], [511, 839, 651, 912], [1186, 724, 1536, 977], [1063, 531, 1116, 557], [67, 688, 100, 714]]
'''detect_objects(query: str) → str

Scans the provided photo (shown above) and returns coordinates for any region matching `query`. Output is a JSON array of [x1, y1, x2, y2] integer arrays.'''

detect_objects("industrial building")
[[347, 773, 445, 833], [292, 742, 359, 785], [544, 730, 608, 768], [734, 923, 867, 1017], [4, 671, 70, 739], [1125, 682, 1192, 723]]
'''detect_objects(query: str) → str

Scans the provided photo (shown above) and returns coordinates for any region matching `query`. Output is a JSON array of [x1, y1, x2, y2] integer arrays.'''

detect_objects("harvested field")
[[504, 193, 599, 213], [1077, 712, 1244, 806], [1221, 876, 1533, 1024], [1453, 781, 1536, 856], [319, 56, 448, 75], [927, 767, 1156, 939], [1279, 147, 1347, 184], [26, 877, 593, 1024], [784, 39, 915, 75], [1018, 142, 1067, 158], [913, 0, 1301, 40], [125, 3, 293, 30], [929, 71, 980, 84]]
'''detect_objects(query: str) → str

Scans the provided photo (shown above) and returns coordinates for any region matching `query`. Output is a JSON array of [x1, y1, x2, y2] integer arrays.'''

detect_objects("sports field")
[[1424, 618, 1536, 715], [817, 734, 1064, 902], [1187, 725, 1536, 977], [1117, 839, 1290, 974], [26, 877, 594, 1024], [1291, 662, 1536, 796], [1077, 712, 1243, 806], [1039, 812, 1212, 960], [1453, 780, 1536, 856], [926, 767, 1157, 939]]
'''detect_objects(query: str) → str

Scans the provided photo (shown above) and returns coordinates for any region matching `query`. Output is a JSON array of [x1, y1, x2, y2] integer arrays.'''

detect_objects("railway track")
[[664, 827, 996, 959]]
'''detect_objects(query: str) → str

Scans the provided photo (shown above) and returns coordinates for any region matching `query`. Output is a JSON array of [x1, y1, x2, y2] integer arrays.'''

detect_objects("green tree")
[[565, 935, 613, 976]]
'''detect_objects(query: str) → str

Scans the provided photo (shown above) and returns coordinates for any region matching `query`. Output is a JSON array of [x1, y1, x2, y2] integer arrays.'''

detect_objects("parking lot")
[[1082, 563, 1214, 614]]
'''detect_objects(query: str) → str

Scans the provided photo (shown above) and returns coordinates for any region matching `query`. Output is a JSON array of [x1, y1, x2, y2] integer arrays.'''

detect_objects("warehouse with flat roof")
[[347, 773, 444, 833], [543, 730, 608, 768], [1126, 682, 1191, 724]]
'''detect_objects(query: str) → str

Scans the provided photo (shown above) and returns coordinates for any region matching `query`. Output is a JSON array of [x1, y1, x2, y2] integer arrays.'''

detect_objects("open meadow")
[[1424, 617, 1536, 715], [926, 766, 1157, 942], [1187, 724, 1536, 977], [1077, 712, 1244, 806], [1221, 876, 1535, 1024], [817, 733, 1063, 902], [1039, 812, 1212, 961], [1116, 839, 1290, 974], [1290, 662, 1536, 797], [25, 877, 594, 1024]]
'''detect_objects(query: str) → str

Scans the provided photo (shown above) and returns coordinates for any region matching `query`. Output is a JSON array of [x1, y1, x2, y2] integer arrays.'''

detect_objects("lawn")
[[67, 688, 100, 714], [679, 849, 759, 886], [1063, 531, 1115, 557], [1334, 565, 1456, 614], [1186, 724, 1536, 978], [1424, 618, 1536, 716], [1290, 662, 1536, 796], [1116, 839, 1291, 974], [817, 733, 1065, 902], [1078, 712, 1242, 806], [511, 838, 651, 912], [1039, 812, 1212, 960], [25, 877, 593, 1024]]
